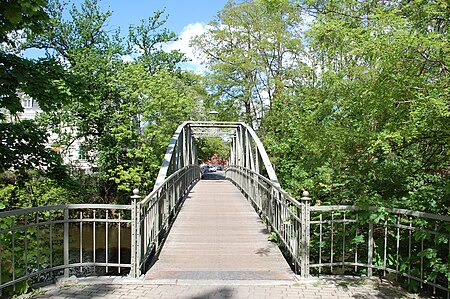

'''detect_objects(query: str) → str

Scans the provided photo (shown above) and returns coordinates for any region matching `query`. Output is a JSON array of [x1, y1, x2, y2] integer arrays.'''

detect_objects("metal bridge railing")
[[225, 165, 450, 298], [131, 165, 201, 278], [0, 165, 201, 293], [0, 204, 133, 294], [309, 205, 450, 297]]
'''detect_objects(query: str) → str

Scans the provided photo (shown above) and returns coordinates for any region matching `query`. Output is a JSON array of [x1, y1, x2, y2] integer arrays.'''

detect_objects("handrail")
[[143, 165, 198, 205], [227, 165, 297, 206], [0, 204, 132, 218], [310, 205, 450, 222], [0, 166, 202, 291], [225, 165, 308, 274]]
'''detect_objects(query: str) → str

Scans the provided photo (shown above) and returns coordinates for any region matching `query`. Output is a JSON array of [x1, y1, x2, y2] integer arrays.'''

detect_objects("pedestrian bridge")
[[1, 121, 449, 298]]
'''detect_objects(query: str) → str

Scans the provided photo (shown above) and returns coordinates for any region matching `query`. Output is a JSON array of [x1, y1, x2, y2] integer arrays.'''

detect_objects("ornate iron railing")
[[225, 165, 450, 298], [309, 205, 450, 297]]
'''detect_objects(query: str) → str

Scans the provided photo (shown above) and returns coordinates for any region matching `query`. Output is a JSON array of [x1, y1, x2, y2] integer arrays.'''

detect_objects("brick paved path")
[[31, 276, 422, 299]]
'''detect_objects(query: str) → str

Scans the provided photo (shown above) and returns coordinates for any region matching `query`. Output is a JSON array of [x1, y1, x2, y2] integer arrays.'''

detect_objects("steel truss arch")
[[153, 121, 279, 190]]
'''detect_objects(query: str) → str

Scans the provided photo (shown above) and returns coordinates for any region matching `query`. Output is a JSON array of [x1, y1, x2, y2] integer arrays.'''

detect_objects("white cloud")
[[121, 45, 145, 63], [121, 54, 134, 63], [163, 22, 210, 74]]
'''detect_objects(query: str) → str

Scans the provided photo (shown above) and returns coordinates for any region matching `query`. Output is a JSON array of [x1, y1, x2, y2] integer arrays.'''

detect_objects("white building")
[[15, 93, 96, 174]]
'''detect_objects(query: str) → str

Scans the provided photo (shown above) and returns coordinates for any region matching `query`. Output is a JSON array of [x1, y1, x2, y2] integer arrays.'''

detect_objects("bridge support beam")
[[228, 122, 280, 187]]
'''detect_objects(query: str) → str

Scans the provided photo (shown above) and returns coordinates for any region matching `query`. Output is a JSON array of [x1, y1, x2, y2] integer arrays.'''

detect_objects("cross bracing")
[[153, 121, 280, 190]]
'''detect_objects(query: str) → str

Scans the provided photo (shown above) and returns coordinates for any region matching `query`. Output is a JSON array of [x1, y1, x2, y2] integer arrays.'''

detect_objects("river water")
[[67, 223, 131, 275]]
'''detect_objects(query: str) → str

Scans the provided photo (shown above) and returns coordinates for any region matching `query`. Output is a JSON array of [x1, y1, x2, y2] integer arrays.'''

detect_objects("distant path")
[[145, 172, 294, 282]]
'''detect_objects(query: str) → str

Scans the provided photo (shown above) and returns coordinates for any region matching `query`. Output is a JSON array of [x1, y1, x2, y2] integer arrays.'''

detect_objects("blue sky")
[[97, 0, 227, 34], [103, 0, 229, 72], [24, 0, 229, 72], [98, 0, 230, 72]]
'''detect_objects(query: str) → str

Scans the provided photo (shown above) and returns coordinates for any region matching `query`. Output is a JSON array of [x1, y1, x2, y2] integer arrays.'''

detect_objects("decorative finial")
[[133, 188, 140, 195]]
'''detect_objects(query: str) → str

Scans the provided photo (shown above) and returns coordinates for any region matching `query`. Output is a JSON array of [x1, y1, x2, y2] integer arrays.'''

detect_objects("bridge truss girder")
[[153, 121, 279, 190]]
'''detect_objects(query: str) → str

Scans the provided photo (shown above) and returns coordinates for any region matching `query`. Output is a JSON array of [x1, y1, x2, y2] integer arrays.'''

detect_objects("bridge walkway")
[[145, 171, 294, 282]]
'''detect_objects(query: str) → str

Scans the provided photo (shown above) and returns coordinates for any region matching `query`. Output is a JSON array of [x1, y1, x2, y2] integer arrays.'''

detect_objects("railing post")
[[165, 186, 170, 219], [300, 190, 311, 278], [295, 203, 300, 274], [63, 206, 69, 278], [130, 189, 141, 278], [367, 220, 374, 277]]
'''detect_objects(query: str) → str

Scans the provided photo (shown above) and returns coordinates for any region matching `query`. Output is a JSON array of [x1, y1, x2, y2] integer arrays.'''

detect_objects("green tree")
[[0, 0, 71, 172], [191, 0, 304, 127], [26, 0, 207, 202], [128, 9, 186, 74], [263, 0, 450, 214], [106, 64, 206, 197], [197, 137, 230, 163]]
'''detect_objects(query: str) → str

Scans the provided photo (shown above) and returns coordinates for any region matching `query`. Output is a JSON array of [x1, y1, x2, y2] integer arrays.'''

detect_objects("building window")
[[78, 144, 88, 160], [21, 97, 33, 108]]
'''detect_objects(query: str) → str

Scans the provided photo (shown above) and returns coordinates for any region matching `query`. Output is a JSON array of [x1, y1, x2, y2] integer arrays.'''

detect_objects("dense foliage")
[[0, 0, 70, 173], [191, 0, 303, 127], [194, 0, 450, 215], [197, 137, 230, 163]]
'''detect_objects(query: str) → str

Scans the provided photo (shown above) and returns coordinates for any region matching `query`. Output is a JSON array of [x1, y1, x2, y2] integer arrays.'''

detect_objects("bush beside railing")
[[225, 166, 450, 298]]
